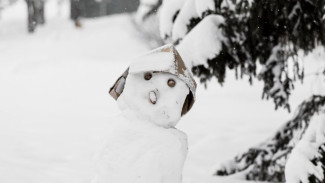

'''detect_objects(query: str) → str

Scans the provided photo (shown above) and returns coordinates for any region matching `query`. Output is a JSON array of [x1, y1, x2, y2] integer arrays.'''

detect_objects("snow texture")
[[171, 0, 199, 42], [310, 60, 325, 96], [117, 71, 190, 128], [285, 113, 325, 183], [136, 5, 154, 22], [140, 0, 159, 4], [136, 0, 161, 22], [220, 0, 236, 12], [130, 52, 175, 74], [177, 15, 226, 68], [259, 44, 290, 109], [214, 95, 325, 182], [195, 0, 216, 18], [159, 0, 186, 39], [0, 0, 10, 8], [93, 114, 188, 183]]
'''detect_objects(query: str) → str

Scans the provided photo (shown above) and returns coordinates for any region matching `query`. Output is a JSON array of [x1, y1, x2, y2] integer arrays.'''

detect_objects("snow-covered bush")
[[136, 0, 325, 182]]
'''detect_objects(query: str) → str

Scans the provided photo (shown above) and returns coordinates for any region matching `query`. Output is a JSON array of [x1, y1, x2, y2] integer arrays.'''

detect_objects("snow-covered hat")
[[109, 44, 197, 116]]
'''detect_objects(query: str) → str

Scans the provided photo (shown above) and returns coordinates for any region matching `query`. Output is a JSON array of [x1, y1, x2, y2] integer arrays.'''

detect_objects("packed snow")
[[92, 114, 188, 183], [159, 0, 186, 39], [135, 0, 160, 22], [0, 1, 324, 183], [171, 0, 199, 42], [130, 52, 175, 73], [195, 0, 216, 17], [285, 113, 325, 183], [177, 15, 226, 68]]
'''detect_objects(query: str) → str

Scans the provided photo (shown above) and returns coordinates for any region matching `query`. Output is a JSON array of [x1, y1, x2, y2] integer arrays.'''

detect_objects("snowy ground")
[[0, 1, 324, 183]]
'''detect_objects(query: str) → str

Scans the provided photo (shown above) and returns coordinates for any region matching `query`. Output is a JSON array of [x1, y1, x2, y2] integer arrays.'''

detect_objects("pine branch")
[[308, 144, 325, 183], [214, 95, 325, 182]]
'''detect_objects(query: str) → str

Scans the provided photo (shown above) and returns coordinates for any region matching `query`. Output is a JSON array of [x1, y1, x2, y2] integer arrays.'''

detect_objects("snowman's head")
[[109, 44, 196, 128]]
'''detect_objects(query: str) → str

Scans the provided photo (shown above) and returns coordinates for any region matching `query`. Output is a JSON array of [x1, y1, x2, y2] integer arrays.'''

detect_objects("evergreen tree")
[[216, 95, 325, 182], [136, 0, 325, 182]]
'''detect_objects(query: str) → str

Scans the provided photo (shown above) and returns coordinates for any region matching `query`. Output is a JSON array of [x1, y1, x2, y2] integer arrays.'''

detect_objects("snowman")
[[92, 44, 196, 183]]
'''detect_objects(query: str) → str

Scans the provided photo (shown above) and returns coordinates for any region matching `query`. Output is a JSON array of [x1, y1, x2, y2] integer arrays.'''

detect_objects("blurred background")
[[0, 1, 324, 183]]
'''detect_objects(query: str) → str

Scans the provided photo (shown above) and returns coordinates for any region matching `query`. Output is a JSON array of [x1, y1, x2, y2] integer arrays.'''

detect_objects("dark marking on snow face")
[[144, 72, 152, 80], [149, 91, 157, 105], [167, 79, 176, 87]]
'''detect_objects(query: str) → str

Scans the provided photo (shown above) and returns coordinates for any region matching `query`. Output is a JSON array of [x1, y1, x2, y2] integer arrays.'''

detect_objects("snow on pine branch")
[[177, 15, 226, 68], [285, 111, 325, 183], [214, 95, 325, 182], [195, 0, 216, 18], [171, 0, 200, 43], [258, 44, 294, 112], [136, 0, 162, 23], [159, 0, 186, 40], [137, 0, 325, 110]]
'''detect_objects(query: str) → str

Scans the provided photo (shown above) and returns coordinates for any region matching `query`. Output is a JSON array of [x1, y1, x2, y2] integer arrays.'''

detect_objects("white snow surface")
[[130, 52, 175, 74], [139, 0, 159, 5], [177, 15, 226, 67], [159, 0, 186, 39], [92, 113, 188, 183], [0, 1, 324, 183], [117, 72, 189, 128], [285, 113, 325, 183], [171, 0, 199, 42], [195, 0, 216, 18], [136, 0, 160, 22]]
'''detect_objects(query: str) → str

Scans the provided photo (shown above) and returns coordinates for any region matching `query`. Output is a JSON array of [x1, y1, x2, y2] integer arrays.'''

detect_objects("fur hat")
[[109, 44, 197, 116]]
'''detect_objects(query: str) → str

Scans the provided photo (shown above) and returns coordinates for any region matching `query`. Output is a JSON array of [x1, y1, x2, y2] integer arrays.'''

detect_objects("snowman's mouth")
[[149, 91, 158, 104]]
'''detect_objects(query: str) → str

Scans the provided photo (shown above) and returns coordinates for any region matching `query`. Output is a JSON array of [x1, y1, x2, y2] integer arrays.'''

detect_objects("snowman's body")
[[93, 45, 196, 183], [94, 113, 187, 183]]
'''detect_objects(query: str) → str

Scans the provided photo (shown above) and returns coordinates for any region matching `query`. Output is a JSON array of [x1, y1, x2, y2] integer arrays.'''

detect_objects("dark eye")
[[144, 73, 152, 80], [167, 79, 176, 87]]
